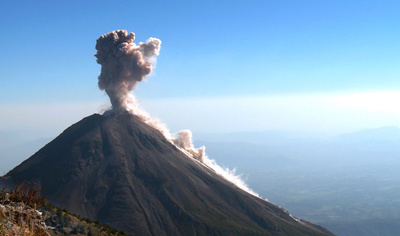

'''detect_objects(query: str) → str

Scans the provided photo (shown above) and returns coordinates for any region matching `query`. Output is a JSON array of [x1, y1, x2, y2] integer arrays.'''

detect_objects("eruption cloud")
[[95, 30, 161, 111], [95, 30, 260, 198]]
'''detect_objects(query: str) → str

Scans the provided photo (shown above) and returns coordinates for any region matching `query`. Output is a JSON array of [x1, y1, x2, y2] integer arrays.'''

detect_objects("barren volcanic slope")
[[7, 111, 332, 235]]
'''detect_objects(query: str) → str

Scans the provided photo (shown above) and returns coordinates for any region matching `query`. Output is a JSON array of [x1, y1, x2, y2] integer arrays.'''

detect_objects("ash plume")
[[94, 30, 259, 198], [95, 30, 161, 111]]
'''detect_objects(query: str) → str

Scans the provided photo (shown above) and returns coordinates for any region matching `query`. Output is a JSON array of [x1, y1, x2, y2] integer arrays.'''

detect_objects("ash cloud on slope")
[[173, 130, 205, 162], [95, 30, 260, 198]]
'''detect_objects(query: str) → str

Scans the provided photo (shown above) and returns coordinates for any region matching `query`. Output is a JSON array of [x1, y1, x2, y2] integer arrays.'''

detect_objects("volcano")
[[6, 111, 332, 235]]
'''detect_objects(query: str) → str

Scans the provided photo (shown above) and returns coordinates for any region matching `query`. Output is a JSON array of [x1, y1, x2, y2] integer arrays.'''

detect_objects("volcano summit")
[[6, 30, 333, 235], [7, 111, 332, 235]]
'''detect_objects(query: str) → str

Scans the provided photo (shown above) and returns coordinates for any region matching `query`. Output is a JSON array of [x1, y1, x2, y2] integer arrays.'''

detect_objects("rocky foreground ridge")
[[0, 182, 125, 235], [0, 201, 48, 235]]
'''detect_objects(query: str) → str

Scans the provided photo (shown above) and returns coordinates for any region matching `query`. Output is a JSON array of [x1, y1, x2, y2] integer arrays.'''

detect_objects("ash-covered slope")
[[7, 111, 332, 236]]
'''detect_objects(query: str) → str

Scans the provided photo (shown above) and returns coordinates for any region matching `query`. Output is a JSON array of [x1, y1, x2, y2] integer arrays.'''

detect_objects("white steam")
[[172, 130, 260, 197], [173, 130, 205, 162], [95, 30, 260, 198]]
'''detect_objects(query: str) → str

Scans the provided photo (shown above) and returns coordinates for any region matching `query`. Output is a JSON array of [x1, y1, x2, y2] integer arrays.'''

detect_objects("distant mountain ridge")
[[6, 111, 332, 235], [334, 126, 400, 143], [195, 126, 400, 145]]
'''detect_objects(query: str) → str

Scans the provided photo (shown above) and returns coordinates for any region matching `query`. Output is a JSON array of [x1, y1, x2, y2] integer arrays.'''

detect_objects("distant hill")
[[0, 137, 50, 174], [333, 126, 400, 146], [194, 127, 400, 236]]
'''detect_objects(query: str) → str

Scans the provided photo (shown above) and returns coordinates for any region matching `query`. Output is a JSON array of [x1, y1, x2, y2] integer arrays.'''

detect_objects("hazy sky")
[[1, 1, 400, 138]]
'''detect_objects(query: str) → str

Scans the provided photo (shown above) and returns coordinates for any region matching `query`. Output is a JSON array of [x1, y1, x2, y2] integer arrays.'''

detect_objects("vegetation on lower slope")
[[40, 203, 127, 236], [0, 179, 126, 235], [0, 180, 48, 235]]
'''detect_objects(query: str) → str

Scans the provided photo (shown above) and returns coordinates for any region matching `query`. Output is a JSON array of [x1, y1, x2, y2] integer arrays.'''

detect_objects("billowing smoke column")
[[95, 30, 260, 199], [95, 30, 161, 110]]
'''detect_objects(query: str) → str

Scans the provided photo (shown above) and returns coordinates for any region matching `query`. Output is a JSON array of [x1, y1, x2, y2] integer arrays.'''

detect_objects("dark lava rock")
[[7, 111, 333, 235]]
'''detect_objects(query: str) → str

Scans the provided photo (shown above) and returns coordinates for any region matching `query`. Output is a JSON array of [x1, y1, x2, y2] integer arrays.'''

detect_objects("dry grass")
[[1, 179, 45, 208], [0, 178, 48, 235]]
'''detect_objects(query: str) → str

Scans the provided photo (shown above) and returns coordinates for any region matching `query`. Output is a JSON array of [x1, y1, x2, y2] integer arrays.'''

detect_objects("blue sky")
[[1, 1, 400, 137]]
